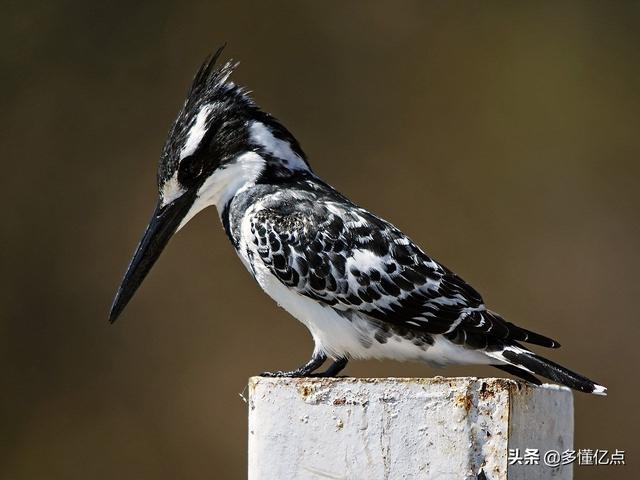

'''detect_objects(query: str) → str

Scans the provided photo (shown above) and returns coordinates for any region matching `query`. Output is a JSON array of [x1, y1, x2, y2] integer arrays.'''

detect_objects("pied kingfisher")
[[110, 47, 606, 395]]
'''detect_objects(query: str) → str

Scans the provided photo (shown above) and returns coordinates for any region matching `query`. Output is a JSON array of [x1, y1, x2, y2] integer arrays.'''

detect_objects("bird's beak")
[[109, 189, 197, 322]]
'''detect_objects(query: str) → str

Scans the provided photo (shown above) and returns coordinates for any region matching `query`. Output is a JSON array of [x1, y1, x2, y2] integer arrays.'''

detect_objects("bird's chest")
[[235, 218, 320, 330], [235, 207, 291, 299], [232, 208, 358, 353]]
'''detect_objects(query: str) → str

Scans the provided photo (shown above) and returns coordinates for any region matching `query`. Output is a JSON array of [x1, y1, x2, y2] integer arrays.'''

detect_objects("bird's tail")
[[488, 344, 607, 395]]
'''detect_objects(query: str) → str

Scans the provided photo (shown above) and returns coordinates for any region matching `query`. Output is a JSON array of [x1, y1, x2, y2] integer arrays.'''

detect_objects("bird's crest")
[[185, 44, 243, 107], [158, 45, 255, 185]]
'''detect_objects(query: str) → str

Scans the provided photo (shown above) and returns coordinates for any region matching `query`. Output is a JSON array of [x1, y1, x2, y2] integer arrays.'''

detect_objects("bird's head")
[[109, 46, 310, 322]]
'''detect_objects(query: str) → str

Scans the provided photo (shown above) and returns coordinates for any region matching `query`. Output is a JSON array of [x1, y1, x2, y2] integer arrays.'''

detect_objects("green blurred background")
[[2, 1, 638, 478]]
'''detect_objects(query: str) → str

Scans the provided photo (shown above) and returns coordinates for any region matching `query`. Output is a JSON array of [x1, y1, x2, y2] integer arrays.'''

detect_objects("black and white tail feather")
[[490, 344, 607, 394], [109, 46, 607, 396]]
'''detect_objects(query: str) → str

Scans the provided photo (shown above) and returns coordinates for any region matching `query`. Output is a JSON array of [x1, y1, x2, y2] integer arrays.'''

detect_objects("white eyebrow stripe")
[[180, 104, 214, 160], [249, 121, 307, 169]]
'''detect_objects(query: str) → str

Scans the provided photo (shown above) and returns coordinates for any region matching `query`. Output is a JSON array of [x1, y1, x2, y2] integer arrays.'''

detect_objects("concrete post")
[[248, 377, 573, 480]]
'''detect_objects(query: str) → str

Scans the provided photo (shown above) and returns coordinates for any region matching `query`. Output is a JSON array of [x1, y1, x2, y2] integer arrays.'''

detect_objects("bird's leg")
[[260, 351, 327, 378], [313, 357, 348, 377]]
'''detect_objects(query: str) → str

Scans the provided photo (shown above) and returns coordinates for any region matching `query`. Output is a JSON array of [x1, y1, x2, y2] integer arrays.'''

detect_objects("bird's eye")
[[177, 155, 203, 187]]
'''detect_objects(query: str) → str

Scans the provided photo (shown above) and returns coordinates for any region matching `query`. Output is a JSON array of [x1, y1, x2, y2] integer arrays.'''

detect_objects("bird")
[[109, 46, 606, 395]]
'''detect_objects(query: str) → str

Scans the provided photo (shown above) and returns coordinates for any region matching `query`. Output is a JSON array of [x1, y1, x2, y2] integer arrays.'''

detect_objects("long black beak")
[[109, 190, 197, 323]]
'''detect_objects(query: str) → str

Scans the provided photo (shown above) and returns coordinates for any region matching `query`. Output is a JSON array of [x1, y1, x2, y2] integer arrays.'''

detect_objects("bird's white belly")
[[250, 258, 376, 359]]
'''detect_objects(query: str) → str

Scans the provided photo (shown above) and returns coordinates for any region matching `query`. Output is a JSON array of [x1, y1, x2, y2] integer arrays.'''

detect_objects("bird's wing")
[[248, 196, 557, 350]]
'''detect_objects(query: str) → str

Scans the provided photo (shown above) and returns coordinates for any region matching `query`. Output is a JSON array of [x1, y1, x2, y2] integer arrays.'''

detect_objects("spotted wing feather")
[[248, 196, 558, 351]]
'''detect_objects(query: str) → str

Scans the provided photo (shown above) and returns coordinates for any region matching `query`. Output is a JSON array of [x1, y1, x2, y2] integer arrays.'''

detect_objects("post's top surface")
[[248, 376, 571, 396]]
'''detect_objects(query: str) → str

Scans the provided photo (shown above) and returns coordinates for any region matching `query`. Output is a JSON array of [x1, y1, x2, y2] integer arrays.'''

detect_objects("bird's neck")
[[215, 132, 312, 207], [219, 119, 312, 204]]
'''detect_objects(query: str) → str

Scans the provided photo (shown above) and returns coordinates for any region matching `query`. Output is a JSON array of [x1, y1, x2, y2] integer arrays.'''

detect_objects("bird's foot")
[[259, 352, 328, 378], [259, 369, 309, 378]]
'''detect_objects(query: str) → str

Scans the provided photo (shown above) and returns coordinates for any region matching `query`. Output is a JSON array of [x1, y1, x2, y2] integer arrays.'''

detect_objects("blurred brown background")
[[2, 1, 638, 478]]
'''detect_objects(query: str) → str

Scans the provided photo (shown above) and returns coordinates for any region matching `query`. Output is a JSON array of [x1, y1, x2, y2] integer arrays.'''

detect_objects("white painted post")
[[248, 377, 573, 480]]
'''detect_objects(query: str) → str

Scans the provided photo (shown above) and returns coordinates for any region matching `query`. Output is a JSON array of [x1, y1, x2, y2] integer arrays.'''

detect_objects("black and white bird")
[[110, 47, 606, 395]]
